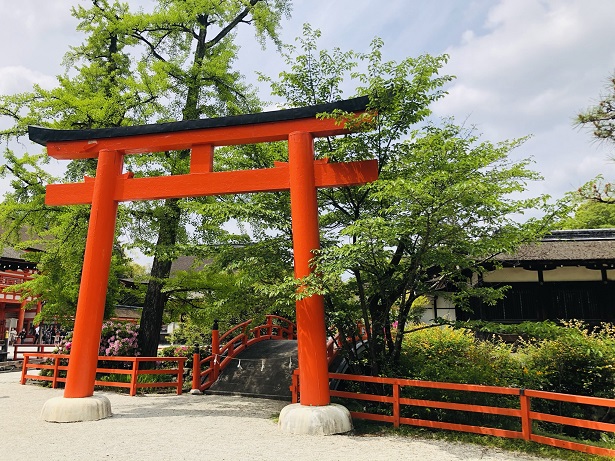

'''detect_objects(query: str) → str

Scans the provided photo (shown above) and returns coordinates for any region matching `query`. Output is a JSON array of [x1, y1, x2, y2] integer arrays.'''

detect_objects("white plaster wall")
[[483, 267, 538, 283], [419, 295, 457, 323], [542, 266, 602, 282], [483, 266, 612, 283]]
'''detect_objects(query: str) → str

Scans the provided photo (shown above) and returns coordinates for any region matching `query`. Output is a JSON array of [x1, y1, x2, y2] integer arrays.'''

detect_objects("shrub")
[[393, 321, 615, 441], [399, 325, 524, 386], [99, 321, 140, 357], [394, 325, 526, 431]]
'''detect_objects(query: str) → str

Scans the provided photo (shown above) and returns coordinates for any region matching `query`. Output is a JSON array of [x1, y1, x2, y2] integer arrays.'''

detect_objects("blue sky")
[[1, 0, 615, 206]]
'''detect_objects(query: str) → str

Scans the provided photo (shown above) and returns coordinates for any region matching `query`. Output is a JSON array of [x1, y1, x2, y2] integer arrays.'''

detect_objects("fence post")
[[393, 382, 400, 428], [20, 354, 29, 384], [267, 315, 273, 336], [177, 358, 184, 395], [520, 389, 531, 441], [52, 355, 61, 389], [290, 369, 299, 404], [191, 343, 201, 394], [211, 320, 220, 382], [130, 357, 139, 396]]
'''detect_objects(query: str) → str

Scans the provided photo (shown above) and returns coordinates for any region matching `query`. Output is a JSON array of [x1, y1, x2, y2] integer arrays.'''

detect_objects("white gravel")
[[0, 370, 553, 461]]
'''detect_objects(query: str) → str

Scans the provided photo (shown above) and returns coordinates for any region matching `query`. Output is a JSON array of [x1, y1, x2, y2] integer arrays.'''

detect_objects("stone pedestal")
[[41, 395, 112, 422], [279, 403, 353, 435]]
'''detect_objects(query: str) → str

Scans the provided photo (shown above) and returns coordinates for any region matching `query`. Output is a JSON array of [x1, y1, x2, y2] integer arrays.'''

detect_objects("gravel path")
[[0, 371, 553, 461]]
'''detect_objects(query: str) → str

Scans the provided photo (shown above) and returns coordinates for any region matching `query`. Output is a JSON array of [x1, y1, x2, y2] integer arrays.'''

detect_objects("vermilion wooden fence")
[[21, 353, 186, 396], [290, 370, 615, 458]]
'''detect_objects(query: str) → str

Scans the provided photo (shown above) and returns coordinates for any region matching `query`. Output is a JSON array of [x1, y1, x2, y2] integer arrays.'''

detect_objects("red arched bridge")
[[190, 315, 356, 398]]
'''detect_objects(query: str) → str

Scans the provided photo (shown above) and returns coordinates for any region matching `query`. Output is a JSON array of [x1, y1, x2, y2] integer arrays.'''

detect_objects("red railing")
[[325, 323, 369, 366], [290, 371, 615, 458], [192, 315, 296, 392], [0, 271, 28, 286], [20, 353, 186, 396]]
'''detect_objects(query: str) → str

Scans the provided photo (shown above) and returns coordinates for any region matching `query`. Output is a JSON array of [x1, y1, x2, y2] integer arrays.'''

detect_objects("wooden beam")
[[43, 117, 353, 160], [45, 160, 378, 205]]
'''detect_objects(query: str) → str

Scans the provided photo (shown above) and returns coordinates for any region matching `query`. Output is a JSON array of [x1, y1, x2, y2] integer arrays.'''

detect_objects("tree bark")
[[138, 198, 180, 357]]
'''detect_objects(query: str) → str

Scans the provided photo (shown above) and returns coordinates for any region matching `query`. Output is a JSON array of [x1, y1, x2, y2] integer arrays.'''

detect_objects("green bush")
[[395, 326, 525, 430], [523, 321, 615, 441], [400, 326, 524, 386], [392, 321, 615, 442]]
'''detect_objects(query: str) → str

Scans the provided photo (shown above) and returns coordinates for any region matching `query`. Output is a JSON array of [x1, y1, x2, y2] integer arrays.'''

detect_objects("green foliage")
[[253, 26, 568, 375], [0, 0, 291, 353], [578, 72, 615, 146], [573, 73, 615, 205], [166, 321, 213, 347], [395, 321, 615, 442], [560, 197, 615, 228], [455, 320, 564, 340], [399, 326, 524, 386], [0, 151, 129, 324]]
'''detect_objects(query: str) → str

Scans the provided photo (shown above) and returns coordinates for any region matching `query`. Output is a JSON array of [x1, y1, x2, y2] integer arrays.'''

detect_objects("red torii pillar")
[[30, 97, 377, 432]]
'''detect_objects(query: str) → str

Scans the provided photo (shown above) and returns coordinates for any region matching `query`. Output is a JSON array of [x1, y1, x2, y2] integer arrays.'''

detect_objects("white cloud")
[[0, 66, 56, 94], [435, 0, 615, 127], [1, 0, 614, 206], [429, 0, 615, 198]]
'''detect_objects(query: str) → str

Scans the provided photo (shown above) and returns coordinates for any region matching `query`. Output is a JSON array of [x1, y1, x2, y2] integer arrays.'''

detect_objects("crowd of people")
[[7, 324, 69, 345]]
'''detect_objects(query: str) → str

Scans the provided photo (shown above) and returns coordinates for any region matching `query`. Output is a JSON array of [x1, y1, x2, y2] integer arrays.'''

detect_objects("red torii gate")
[[29, 97, 378, 432]]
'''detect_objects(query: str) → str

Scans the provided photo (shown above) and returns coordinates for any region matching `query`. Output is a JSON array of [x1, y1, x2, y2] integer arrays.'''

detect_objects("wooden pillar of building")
[[17, 300, 26, 333]]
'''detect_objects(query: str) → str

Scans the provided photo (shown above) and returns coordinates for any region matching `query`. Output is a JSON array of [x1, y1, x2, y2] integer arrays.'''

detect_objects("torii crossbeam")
[[29, 97, 378, 432]]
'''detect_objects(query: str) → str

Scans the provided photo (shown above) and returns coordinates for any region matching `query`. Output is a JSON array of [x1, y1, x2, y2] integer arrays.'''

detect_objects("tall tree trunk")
[[135, 0, 271, 356], [138, 198, 180, 357]]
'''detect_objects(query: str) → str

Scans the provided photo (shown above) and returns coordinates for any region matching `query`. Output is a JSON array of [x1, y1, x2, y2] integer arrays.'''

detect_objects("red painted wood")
[[289, 131, 330, 407], [525, 389, 615, 407], [64, 150, 123, 398], [292, 370, 615, 457], [530, 435, 615, 457], [45, 160, 378, 205]]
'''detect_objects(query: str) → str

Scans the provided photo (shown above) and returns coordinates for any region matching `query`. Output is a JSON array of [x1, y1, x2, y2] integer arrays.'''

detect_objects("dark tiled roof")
[[170, 256, 212, 274], [112, 306, 142, 320], [29, 97, 369, 145], [2, 247, 23, 259], [497, 229, 615, 265]]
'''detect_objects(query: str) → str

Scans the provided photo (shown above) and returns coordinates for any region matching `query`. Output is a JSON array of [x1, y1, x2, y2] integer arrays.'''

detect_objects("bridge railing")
[[290, 370, 615, 458], [20, 353, 186, 396], [191, 315, 296, 393], [325, 323, 369, 365]]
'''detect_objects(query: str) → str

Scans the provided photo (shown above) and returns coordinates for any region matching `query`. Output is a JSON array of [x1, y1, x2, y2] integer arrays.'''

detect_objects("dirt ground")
[[0, 370, 552, 461]]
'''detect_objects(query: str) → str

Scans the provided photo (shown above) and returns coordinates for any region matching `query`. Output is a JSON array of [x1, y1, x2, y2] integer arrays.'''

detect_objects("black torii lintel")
[[28, 96, 369, 146]]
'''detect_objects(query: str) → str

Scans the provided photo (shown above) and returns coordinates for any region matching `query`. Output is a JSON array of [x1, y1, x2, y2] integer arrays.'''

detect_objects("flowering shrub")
[[54, 331, 73, 355], [99, 321, 140, 357]]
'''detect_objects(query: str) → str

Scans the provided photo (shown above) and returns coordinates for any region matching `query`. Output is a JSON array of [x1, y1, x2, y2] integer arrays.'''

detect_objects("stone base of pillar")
[[189, 389, 203, 395], [41, 395, 112, 422], [279, 403, 353, 435]]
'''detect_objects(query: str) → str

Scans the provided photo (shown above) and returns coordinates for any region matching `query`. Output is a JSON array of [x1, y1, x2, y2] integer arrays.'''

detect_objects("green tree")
[[576, 72, 615, 204], [117, 0, 291, 357], [0, 152, 130, 325], [578, 72, 615, 146], [226, 27, 564, 374], [558, 199, 615, 229], [0, 0, 291, 355]]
